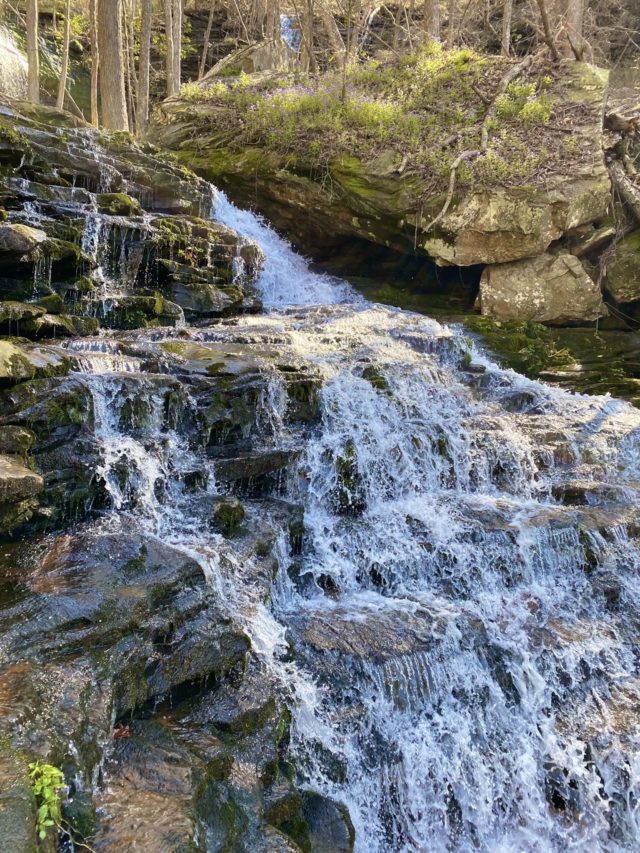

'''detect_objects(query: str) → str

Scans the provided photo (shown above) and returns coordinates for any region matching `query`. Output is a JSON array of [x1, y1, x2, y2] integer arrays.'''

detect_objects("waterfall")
[[213, 189, 357, 307], [280, 15, 302, 51], [67, 185, 640, 853], [0, 26, 28, 100]]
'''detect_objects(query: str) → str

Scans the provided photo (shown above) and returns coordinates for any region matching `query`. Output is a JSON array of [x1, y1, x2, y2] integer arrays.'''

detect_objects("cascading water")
[[66, 184, 640, 853], [0, 26, 28, 100]]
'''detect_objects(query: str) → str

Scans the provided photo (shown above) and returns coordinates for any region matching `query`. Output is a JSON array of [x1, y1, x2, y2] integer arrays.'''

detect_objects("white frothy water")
[[68, 186, 640, 853], [0, 26, 27, 99], [213, 189, 357, 307]]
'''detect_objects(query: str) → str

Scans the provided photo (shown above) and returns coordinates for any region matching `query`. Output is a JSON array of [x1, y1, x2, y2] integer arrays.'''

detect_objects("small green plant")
[[29, 762, 65, 841]]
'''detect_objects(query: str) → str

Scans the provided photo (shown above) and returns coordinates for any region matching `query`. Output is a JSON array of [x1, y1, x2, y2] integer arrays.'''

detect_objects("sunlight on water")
[[65, 181, 640, 853]]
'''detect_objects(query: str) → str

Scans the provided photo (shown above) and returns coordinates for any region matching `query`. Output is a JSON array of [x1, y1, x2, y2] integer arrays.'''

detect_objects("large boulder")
[[0, 223, 47, 256], [203, 39, 298, 78], [420, 174, 610, 266], [605, 229, 640, 304], [477, 252, 606, 325]]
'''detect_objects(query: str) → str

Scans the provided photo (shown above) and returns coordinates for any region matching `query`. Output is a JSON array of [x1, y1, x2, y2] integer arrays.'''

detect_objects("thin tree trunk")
[[302, 0, 317, 72], [165, 0, 182, 96], [52, 0, 57, 32], [265, 0, 279, 41], [123, 0, 137, 129], [90, 0, 99, 125], [319, 0, 345, 66], [56, 0, 71, 110], [565, 0, 584, 58], [172, 0, 182, 93], [535, 0, 560, 60], [446, 0, 455, 47], [138, 0, 153, 133], [424, 0, 440, 39], [199, 0, 216, 79], [164, 0, 176, 97], [26, 0, 39, 103], [97, 0, 129, 131], [501, 0, 512, 55]]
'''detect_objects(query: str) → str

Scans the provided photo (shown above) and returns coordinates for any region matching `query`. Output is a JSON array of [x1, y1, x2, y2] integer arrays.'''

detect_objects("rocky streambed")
[[1, 95, 640, 853]]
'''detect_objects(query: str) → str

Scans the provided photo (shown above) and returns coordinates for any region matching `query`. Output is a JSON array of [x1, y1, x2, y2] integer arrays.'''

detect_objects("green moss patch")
[[464, 316, 575, 377]]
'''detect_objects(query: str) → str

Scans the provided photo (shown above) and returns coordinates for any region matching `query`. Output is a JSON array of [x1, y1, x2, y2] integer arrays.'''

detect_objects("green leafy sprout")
[[29, 761, 65, 841]]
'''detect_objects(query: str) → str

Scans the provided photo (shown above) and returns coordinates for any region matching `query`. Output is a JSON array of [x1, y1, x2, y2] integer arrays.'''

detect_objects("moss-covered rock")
[[0, 426, 35, 457], [18, 312, 100, 339], [0, 455, 43, 536], [464, 316, 576, 377], [158, 60, 610, 269], [96, 192, 143, 216], [212, 496, 246, 536], [0, 223, 47, 256], [605, 230, 640, 304], [0, 339, 71, 385], [99, 294, 182, 330]]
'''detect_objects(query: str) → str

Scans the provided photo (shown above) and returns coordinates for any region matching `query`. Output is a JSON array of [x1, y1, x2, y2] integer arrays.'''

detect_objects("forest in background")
[[0, 0, 638, 135]]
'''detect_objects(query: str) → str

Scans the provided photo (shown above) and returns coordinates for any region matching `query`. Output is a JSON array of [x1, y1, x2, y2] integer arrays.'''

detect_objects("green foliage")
[[29, 761, 65, 841], [464, 317, 574, 378], [495, 80, 553, 125], [179, 47, 564, 192]]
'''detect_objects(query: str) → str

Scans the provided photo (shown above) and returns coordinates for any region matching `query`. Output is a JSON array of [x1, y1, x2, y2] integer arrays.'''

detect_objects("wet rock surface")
[[0, 95, 263, 340], [1, 84, 640, 853]]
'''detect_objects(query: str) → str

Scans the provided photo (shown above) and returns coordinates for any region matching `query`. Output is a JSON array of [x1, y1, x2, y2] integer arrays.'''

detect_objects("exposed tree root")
[[423, 54, 534, 234]]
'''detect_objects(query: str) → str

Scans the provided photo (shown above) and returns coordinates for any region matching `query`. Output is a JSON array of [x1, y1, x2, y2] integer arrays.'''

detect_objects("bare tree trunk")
[[90, 0, 99, 125], [52, 0, 57, 32], [265, 0, 279, 40], [165, 0, 182, 96], [164, 0, 176, 96], [56, 0, 71, 110], [172, 0, 183, 92], [301, 0, 317, 72], [535, 0, 560, 60], [123, 0, 137, 129], [446, 0, 455, 47], [564, 0, 584, 58], [501, 0, 512, 55], [424, 0, 440, 40], [319, 0, 345, 66], [97, 0, 129, 131], [26, 0, 40, 103], [199, 0, 216, 79], [138, 0, 153, 133]]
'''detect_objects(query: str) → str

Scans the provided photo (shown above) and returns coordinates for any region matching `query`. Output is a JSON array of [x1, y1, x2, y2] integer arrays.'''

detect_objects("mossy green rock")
[[158, 63, 610, 267], [0, 339, 70, 384], [0, 426, 35, 457], [19, 313, 100, 339], [0, 301, 46, 330], [0, 454, 43, 536], [212, 496, 246, 537], [97, 192, 143, 216], [0, 223, 47, 256], [99, 295, 182, 330], [605, 230, 640, 304]]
